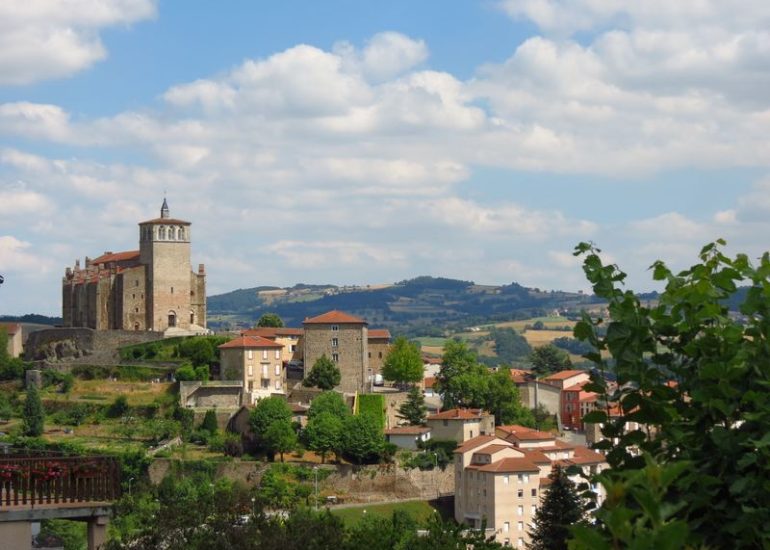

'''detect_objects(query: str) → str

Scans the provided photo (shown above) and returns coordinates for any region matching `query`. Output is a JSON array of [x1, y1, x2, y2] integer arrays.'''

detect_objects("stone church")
[[62, 199, 206, 333]]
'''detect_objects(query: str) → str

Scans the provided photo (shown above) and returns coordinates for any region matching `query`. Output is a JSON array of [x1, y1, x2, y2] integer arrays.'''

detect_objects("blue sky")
[[1, 0, 770, 315]]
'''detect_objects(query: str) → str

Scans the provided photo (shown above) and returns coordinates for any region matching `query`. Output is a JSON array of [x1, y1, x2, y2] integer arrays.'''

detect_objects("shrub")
[[107, 396, 130, 418]]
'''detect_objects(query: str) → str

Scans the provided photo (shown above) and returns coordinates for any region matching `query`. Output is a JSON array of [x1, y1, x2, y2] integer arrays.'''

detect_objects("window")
[[132, 294, 135, 299], [248, 381, 253, 391], [378, 352, 382, 358], [517, 489, 523, 498], [531, 505, 537, 515], [159, 226, 166, 239], [332, 353, 339, 362], [248, 365, 253, 377], [170, 287, 174, 294], [135, 280, 139, 287], [531, 488, 537, 497], [247, 350, 253, 360], [517, 521, 524, 532], [519, 474, 529, 483], [503, 475, 509, 485], [503, 522, 510, 533], [332, 338, 338, 347], [275, 380, 281, 390], [517, 505, 523, 516], [504, 539, 510, 547], [331, 325, 339, 331], [443, 420, 448, 427], [262, 350, 268, 360], [368, 352, 371, 358], [275, 349, 280, 359], [290, 345, 297, 352], [262, 365, 268, 378], [275, 364, 281, 376], [469, 430, 474, 438], [518, 538, 524, 548], [261, 379, 269, 389], [135, 307, 139, 313]]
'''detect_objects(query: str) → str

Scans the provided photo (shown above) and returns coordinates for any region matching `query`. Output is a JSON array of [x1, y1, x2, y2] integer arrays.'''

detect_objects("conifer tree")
[[397, 386, 428, 426], [528, 465, 585, 550], [200, 409, 218, 433], [23, 383, 44, 437]]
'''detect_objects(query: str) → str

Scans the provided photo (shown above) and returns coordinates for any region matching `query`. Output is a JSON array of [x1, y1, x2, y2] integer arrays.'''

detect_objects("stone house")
[[218, 335, 286, 403], [426, 408, 495, 443]]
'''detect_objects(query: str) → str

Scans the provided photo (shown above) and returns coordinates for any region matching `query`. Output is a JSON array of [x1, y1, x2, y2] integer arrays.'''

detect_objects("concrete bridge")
[[0, 453, 121, 549]]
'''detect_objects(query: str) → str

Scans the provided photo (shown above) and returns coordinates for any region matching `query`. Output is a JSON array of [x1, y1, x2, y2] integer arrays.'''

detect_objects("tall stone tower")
[[139, 199, 204, 332]]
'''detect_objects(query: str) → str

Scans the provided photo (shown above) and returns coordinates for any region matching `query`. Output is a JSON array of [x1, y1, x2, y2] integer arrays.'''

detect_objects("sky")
[[1, 0, 770, 315]]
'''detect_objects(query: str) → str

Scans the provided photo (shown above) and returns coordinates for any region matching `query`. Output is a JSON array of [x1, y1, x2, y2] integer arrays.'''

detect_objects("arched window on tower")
[[169, 226, 176, 240], [179, 227, 185, 240], [159, 226, 166, 240], [177, 227, 183, 240]]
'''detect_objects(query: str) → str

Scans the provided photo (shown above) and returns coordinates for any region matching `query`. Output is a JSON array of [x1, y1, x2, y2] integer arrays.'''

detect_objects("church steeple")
[[160, 198, 170, 219]]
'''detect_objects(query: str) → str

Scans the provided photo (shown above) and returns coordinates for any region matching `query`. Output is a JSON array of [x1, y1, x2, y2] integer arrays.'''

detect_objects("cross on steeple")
[[160, 197, 170, 219]]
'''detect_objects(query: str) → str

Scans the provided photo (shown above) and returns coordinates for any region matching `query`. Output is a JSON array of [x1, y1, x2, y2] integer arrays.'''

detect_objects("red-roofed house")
[[541, 370, 590, 390], [218, 336, 287, 403], [454, 432, 608, 546], [427, 408, 495, 442]]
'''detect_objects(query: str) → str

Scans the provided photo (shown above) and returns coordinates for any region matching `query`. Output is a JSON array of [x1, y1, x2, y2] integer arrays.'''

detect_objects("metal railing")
[[0, 455, 121, 508]]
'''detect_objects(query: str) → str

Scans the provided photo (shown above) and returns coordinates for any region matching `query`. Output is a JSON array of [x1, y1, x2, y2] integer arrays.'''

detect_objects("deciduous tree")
[[528, 344, 571, 377], [303, 355, 341, 390], [307, 391, 349, 420], [304, 411, 342, 463], [381, 337, 423, 387], [256, 313, 284, 328], [264, 419, 297, 462], [341, 414, 383, 464], [250, 397, 292, 451]]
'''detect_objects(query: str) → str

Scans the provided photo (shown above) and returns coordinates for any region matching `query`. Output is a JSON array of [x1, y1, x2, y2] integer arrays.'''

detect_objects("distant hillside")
[[0, 314, 62, 325], [207, 276, 603, 335]]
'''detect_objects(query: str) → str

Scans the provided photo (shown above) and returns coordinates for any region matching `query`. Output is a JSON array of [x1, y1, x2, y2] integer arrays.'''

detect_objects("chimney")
[[198, 264, 205, 274]]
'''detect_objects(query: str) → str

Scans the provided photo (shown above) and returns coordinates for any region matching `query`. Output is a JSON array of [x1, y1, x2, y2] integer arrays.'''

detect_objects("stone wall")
[[147, 459, 454, 502], [303, 323, 367, 394], [24, 327, 164, 363], [179, 381, 243, 408]]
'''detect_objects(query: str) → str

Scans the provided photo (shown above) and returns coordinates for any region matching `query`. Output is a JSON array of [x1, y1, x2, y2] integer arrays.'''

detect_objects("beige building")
[[0, 323, 23, 358], [218, 335, 286, 403], [541, 370, 590, 391], [426, 408, 495, 443], [62, 199, 206, 333], [241, 327, 304, 365], [384, 426, 432, 450], [454, 425, 607, 547]]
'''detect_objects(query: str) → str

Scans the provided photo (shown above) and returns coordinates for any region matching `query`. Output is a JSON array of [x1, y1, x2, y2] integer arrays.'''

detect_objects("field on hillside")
[[330, 499, 449, 526], [41, 379, 174, 407]]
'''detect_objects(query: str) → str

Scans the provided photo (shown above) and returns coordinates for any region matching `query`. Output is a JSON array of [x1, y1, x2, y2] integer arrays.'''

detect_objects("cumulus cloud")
[[0, 0, 156, 85]]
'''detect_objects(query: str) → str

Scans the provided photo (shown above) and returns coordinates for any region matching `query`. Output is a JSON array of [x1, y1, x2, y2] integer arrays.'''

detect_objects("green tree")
[[528, 344, 571, 377], [569, 240, 770, 549], [250, 397, 292, 451], [527, 466, 585, 550], [490, 327, 532, 363], [435, 340, 481, 409], [486, 368, 533, 426], [397, 386, 428, 426], [304, 411, 343, 463], [341, 414, 383, 464], [178, 337, 215, 366], [200, 409, 218, 433], [22, 383, 44, 436], [308, 391, 349, 420], [381, 337, 423, 387], [264, 419, 297, 462], [303, 355, 341, 390], [107, 395, 130, 418], [257, 313, 284, 328]]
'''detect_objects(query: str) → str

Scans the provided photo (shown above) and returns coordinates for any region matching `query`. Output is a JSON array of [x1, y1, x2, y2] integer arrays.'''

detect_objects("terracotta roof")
[[564, 381, 590, 392], [497, 425, 555, 441], [0, 323, 21, 335], [242, 327, 303, 338], [290, 403, 309, 414], [423, 376, 436, 389], [218, 335, 284, 349], [367, 329, 391, 339], [91, 250, 141, 265], [422, 356, 442, 364], [540, 440, 576, 451], [509, 369, 531, 384], [385, 426, 431, 435], [543, 370, 590, 381], [474, 444, 513, 455], [428, 408, 486, 421], [568, 446, 606, 465], [474, 457, 540, 473], [520, 448, 551, 464], [454, 435, 497, 454], [304, 310, 367, 325], [138, 217, 191, 225]]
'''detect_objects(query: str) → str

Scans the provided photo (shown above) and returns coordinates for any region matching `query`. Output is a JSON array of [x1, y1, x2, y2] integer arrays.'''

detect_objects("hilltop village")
[[0, 201, 630, 548]]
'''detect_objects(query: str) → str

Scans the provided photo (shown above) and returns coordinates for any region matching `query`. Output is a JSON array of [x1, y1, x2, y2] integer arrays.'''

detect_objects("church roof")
[[303, 310, 367, 325], [91, 250, 140, 265], [138, 218, 191, 225]]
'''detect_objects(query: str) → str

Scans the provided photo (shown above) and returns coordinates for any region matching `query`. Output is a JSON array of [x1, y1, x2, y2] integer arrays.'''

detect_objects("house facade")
[[426, 408, 495, 442], [218, 335, 286, 403]]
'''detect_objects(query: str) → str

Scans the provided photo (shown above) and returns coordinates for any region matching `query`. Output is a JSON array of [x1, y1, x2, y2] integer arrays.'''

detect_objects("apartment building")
[[218, 335, 286, 403], [454, 425, 607, 547]]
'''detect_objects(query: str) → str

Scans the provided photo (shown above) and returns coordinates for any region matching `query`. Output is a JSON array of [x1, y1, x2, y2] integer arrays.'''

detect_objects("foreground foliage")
[[570, 241, 770, 549]]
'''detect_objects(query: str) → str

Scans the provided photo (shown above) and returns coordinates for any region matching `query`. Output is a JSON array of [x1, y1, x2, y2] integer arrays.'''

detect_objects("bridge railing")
[[0, 455, 121, 507]]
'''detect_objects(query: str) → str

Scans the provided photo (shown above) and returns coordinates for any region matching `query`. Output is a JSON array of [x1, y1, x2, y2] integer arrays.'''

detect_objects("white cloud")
[[339, 31, 429, 81], [0, 186, 54, 217], [0, 0, 156, 85]]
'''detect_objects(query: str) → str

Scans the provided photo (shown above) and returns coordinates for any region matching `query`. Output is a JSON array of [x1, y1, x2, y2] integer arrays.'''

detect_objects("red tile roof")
[[0, 323, 21, 335], [385, 426, 431, 435], [474, 444, 513, 455], [520, 448, 552, 464], [474, 457, 540, 473], [543, 370, 590, 381], [568, 446, 606, 465], [91, 250, 141, 265], [564, 381, 590, 392], [509, 369, 531, 384], [304, 310, 367, 325], [497, 425, 555, 441], [428, 408, 486, 421], [423, 376, 436, 389], [218, 335, 284, 349], [242, 327, 303, 338], [367, 329, 391, 339], [453, 435, 497, 454]]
